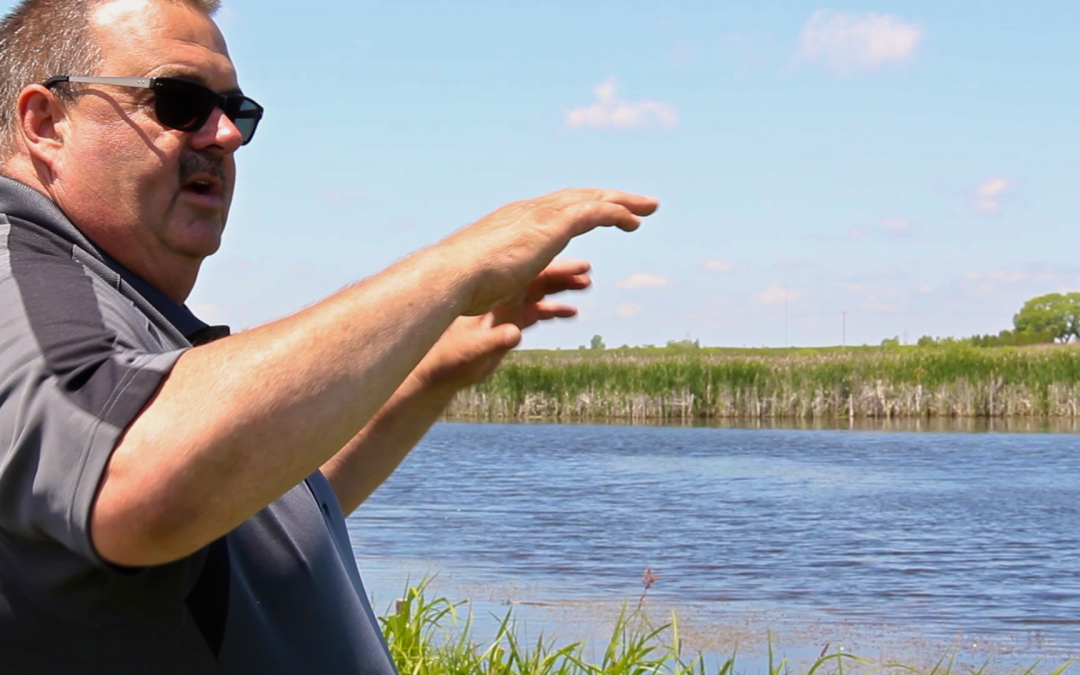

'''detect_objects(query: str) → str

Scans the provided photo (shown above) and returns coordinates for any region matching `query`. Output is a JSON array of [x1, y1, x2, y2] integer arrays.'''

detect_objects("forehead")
[[89, 0, 237, 88]]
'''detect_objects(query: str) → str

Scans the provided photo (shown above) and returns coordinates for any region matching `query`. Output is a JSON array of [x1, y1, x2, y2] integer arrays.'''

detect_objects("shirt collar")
[[97, 251, 228, 343]]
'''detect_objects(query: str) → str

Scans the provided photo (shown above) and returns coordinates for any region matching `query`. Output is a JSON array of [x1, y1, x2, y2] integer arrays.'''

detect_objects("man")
[[0, 0, 656, 671]]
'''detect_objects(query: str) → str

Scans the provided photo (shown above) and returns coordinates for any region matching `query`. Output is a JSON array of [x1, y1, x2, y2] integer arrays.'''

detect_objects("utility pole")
[[842, 311, 847, 349]]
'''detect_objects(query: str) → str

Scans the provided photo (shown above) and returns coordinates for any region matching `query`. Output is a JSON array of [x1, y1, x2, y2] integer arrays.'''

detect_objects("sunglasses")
[[43, 75, 264, 146]]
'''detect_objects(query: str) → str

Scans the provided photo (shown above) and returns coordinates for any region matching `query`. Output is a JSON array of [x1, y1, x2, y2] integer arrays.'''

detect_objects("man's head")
[[0, 0, 254, 302]]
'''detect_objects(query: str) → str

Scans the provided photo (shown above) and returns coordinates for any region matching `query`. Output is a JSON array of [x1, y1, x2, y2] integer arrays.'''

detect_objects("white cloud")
[[615, 303, 643, 319], [882, 218, 911, 232], [616, 273, 672, 290], [974, 178, 1009, 214], [755, 284, 803, 306], [566, 78, 679, 130], [797, 11, 923, 75], [919, 284, 934, 294], [704, 259, 735, 272]]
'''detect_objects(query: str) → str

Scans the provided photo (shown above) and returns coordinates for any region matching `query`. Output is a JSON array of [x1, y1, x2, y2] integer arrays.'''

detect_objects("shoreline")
[[438, 415, 1080, 434], [363, 570, 1079, 675]]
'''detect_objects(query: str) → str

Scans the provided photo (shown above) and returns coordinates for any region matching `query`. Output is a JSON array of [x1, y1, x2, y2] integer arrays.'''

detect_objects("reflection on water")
[[348, 422, 1080, 667]]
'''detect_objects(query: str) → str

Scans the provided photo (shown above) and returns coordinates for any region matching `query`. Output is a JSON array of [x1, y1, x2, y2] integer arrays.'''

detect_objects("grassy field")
[[445, 344, 1080, 420], [380, 581, 1075, 675]]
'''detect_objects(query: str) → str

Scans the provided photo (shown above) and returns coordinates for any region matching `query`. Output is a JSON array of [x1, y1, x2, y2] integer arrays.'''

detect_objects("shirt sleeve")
[[0, 244, 187, 567]]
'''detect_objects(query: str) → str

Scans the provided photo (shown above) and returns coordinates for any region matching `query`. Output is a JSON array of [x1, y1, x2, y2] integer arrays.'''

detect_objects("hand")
[[413, 258, 592, 391], [443, 189, 658, 317]]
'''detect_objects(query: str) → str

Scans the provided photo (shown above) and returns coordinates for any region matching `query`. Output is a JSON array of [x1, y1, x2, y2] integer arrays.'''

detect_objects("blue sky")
[[9, 1, 1080, 348]]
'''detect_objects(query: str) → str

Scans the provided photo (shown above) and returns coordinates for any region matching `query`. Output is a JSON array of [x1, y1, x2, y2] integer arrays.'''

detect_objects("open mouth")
[[182, 175, 223, 198], [188, 180, 214, 195]]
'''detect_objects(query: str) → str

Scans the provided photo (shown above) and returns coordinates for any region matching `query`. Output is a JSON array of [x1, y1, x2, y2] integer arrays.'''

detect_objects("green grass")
[[445, 345, 1080, 419], [379, 581, 1075, 675]]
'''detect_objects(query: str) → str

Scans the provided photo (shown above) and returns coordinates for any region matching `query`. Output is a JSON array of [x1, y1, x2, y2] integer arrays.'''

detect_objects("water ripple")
[[349, 422, 1080, 658]]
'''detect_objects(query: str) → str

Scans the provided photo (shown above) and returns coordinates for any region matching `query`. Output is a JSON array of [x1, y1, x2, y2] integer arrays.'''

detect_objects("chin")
[[172, 218, 226, 258], [184, 236, 224, 259]]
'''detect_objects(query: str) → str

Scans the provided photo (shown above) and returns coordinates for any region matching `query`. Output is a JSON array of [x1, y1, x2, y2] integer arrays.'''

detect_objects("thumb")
[[497, 323, 523, 351]]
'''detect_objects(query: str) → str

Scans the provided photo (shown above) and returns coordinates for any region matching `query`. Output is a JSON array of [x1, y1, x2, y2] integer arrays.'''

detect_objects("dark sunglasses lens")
[[234, 118, 256, 144], [230, 98, 261, 144], [155, 82, 215, 131]]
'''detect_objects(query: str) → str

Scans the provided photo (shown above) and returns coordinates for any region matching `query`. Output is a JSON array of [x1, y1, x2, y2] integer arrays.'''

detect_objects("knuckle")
[[561, 201, 595, 220]]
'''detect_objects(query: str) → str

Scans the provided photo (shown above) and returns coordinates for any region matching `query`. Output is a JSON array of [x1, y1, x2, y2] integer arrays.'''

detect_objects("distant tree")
[[1013, 293, 1080, 343], [985, 328, 1055, 347], [589, 334, 606, 350], [880, 336, 900, 350], [918, 329, 1055, 348], [665, 338, 700, 351]]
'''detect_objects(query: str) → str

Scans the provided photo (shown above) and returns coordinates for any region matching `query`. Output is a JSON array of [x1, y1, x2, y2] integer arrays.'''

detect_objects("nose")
[[191, 106, 244, 154]]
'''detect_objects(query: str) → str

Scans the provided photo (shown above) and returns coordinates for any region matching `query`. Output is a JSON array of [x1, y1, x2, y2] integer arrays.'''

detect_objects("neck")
[[88, 229, 201, 304]]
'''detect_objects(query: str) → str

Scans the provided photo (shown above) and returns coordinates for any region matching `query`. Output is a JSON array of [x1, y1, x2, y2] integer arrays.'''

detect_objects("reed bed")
[[446, 347, 1080, 420], [379, 582, 1075, 675]]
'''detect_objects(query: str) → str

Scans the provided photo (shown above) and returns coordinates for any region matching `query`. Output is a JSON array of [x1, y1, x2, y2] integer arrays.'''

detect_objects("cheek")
[[70, 104, 179, 173]]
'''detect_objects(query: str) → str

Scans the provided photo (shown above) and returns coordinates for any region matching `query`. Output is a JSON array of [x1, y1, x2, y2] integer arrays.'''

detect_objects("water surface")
[[347, 422, 1080, 666]]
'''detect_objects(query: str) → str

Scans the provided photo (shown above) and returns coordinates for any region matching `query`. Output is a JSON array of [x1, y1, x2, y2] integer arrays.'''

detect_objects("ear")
[[15, 84, 68, 170]]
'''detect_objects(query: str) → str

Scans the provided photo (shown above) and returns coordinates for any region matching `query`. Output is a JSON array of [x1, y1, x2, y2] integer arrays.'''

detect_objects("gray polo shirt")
[[0, 176, 398, 674]]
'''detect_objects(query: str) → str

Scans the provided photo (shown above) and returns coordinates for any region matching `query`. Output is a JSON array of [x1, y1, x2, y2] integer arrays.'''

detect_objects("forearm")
[[91, 188, 657, 567], [321, 372, 459, 516], [92, 246, 466, 567]]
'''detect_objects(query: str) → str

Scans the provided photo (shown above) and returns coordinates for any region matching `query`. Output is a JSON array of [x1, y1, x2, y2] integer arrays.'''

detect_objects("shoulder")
[[1, 213, 173, 358]]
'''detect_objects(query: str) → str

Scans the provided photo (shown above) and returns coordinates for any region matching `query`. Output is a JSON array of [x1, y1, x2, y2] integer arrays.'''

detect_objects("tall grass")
[[446, 346, 1080, 420], [379, 581, 1075, 675]]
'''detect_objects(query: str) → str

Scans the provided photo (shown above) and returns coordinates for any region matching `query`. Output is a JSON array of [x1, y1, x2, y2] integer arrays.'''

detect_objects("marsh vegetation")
[[446, 345, 1080, 420]]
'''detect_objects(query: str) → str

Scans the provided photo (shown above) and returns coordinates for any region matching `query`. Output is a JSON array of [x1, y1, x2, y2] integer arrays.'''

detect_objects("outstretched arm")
[[91, 190, 658, 567], [321, 259, 592, 515]]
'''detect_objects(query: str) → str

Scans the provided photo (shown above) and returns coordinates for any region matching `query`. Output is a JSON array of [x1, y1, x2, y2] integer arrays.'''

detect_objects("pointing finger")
[[599, 190, 659, 217], [532, 301, 577, 319], [561, 201, 642, 237], [520, 301, 578, 329], [545, 188, 660, 217], [524, 273, 590, 305], [536, 258, 592, 278]]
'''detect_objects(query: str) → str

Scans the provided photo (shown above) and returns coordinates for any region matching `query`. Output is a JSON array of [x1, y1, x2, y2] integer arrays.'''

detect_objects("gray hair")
[[0, 0, 221, 160]]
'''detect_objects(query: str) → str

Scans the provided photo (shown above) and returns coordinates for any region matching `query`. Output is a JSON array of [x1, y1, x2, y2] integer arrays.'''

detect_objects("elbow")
[[89, 485, 206, 568]]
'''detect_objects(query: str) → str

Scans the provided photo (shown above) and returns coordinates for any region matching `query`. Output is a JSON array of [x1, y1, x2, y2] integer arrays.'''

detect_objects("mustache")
[[179, 152, 226, 183]]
